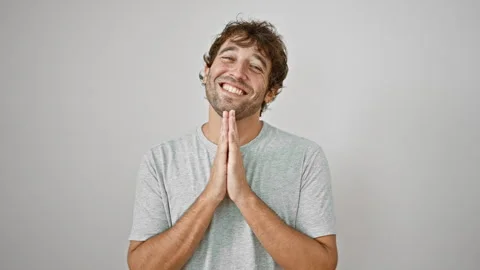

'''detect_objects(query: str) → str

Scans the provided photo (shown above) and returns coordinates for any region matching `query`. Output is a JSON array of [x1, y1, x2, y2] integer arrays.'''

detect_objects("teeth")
[[223, 84, 244, 95]]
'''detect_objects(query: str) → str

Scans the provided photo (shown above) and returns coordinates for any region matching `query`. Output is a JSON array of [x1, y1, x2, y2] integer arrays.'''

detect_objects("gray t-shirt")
[[128, 121, 336, 269]]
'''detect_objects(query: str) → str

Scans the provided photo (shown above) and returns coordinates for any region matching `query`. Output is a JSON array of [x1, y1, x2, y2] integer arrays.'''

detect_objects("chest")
[[162, 148, 304, 226]]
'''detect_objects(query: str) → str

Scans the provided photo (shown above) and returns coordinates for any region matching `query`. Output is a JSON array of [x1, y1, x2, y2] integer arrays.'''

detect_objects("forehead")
[[221, 36, 269, 55]]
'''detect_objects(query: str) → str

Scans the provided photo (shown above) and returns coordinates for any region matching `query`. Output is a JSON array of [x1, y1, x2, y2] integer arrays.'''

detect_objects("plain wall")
[[1, 0, 479, 269]]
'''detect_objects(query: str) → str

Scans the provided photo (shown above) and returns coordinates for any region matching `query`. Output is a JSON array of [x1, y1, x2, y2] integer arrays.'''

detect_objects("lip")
[[218, 81, 249, 95], [219, 83, 246, 97]]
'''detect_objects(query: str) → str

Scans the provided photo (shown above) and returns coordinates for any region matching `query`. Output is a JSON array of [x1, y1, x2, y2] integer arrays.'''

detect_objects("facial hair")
[[204, 72, 265, 121]]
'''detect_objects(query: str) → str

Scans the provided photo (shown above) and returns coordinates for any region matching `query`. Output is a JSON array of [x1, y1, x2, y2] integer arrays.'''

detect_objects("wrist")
[[200, 187, 224, 207], [232, 188, 255, 207]]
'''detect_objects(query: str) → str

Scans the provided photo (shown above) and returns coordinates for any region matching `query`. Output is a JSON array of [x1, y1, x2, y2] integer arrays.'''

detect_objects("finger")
[[228, 110, 235, 146], [223, 110, 229, 146], [220, 110, 227, 141], [228, 110, 238, 162], [217, 111, 229, 162], [229, 110, 239, 145], [232, 110, 239, 144]]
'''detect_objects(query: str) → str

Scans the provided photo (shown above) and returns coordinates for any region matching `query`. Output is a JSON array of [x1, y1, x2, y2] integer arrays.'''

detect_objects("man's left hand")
[[226, 110, 252, 203]]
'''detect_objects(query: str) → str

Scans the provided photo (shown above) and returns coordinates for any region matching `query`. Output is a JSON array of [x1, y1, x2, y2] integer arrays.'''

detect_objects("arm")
[[127, 192, 220, 270], [226, 111, 337, 269], [128, 112, 230, 270], [235, 192, 338, 270]]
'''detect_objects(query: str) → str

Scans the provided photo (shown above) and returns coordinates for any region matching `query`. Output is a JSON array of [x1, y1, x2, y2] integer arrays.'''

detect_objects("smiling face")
[[204, 37, 275, 120]]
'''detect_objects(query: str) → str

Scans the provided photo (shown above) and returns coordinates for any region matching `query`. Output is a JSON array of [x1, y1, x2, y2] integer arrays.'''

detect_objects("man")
[[127, 19, 338, 270]]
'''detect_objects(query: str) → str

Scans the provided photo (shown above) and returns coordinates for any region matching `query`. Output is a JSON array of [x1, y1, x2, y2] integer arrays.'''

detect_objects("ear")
[[203, 65, 210, 80], [264, 87, 280, 103]]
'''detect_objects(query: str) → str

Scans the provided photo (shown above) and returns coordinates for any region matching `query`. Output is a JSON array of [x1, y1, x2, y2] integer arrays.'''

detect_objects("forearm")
[[235, 192, 335, 270], [128, 193, 219, 270]]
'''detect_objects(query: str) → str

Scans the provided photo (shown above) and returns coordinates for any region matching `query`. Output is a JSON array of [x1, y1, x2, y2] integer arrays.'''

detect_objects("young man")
[[127, 19, 338, 270]]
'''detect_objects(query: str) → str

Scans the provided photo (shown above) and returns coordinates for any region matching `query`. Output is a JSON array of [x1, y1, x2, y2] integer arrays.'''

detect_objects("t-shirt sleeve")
[[295, 145, 336, 238], [128, 150, 170, 241]]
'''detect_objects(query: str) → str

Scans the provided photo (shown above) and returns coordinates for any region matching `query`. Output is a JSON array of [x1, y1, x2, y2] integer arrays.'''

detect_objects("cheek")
[[254, 77, 269, 91], [208, 67, 227, 80], [211, 61, 230, 72]]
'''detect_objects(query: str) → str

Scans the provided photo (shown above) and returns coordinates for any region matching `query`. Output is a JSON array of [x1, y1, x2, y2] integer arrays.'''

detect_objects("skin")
[[202, 38, 277, 146], [127, 37, 338, 270], [224, 110, 338, 270]]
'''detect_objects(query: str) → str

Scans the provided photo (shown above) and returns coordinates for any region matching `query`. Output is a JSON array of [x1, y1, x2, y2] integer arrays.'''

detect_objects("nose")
[[229, 61, 248, 81]]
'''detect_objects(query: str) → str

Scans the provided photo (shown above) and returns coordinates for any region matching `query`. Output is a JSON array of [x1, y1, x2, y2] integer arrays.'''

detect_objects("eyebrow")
[[218, 46, 238, 55], [252, 54, 267, 70], [218, 45, 268, 70]]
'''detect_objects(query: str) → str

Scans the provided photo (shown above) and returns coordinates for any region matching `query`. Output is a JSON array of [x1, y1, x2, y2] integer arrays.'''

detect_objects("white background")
[[1, 0, 479, 269]]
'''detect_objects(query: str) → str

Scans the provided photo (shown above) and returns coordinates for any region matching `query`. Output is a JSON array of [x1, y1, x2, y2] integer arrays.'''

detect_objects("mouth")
[[219, 82, 248, 96]]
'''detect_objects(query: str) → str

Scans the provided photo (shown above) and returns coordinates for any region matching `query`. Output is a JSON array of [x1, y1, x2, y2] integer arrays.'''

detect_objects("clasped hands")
[[205, 110, 252, 205]]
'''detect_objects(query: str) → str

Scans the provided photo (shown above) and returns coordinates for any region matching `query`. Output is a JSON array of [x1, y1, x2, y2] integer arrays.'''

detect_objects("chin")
[[212, 105, 236, 115]]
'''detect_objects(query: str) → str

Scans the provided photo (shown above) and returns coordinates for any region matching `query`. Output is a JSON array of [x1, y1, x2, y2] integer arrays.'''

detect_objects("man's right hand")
[[203, 111, 229, 204], [128, 113, 229, 269]]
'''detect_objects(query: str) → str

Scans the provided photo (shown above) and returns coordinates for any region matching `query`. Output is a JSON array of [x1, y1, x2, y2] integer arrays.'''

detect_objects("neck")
[[202, 106, 263, 146]]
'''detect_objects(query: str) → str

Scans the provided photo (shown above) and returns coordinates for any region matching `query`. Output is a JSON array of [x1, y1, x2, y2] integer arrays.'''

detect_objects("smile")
[[220, 83, 247, 96]]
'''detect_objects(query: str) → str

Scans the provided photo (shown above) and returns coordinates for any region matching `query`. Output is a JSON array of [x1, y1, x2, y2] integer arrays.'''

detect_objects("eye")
[[221, 56, 234, 62], [250, 64, 263, 73]]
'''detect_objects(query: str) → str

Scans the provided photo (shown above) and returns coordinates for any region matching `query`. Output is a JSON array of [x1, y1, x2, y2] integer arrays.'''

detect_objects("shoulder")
[[262, 122, 330, 171], [264, 122, 325, 155], [140, 127, 199, 165]]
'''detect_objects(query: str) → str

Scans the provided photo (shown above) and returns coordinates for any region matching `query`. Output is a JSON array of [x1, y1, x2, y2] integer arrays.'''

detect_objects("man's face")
[[204, 38, 272, 120]]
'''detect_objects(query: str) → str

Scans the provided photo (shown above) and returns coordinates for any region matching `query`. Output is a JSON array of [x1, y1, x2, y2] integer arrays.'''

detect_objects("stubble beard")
[[204, 73, 264, 121]]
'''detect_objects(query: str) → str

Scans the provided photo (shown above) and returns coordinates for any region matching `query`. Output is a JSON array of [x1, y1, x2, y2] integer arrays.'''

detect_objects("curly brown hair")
[[199, 19, 289, 116]]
